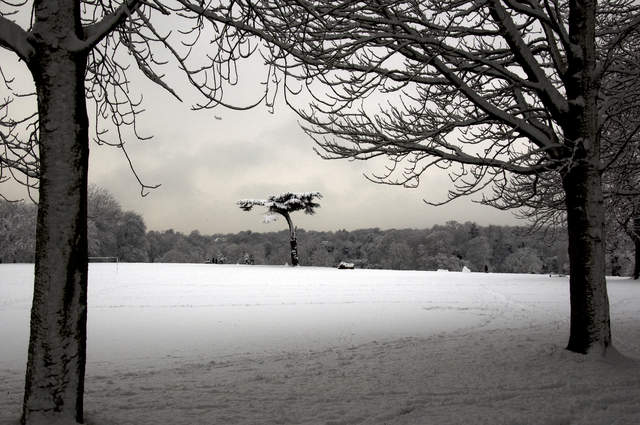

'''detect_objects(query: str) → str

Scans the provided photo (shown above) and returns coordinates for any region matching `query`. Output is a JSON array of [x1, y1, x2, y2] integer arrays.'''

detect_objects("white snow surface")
[[1, 263, 640, 424]]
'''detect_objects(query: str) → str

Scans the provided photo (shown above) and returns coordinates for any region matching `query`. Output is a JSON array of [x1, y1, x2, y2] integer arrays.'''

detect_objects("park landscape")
[[1, 0, 640, 424], [2, 263, 640, 424]]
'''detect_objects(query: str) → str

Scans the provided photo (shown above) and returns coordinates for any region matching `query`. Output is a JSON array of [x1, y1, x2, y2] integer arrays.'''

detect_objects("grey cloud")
[[88, 99, 521, 235], [2, 52, 521, 235]]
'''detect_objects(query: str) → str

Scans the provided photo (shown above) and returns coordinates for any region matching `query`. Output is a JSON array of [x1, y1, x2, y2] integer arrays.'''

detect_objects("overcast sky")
[[85, 81, 522, 235], [1, 48, 522, 236]]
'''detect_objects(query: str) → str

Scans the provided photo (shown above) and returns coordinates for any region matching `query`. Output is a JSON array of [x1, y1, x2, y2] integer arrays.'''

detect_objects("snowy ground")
[[1, 263, 640, 424]]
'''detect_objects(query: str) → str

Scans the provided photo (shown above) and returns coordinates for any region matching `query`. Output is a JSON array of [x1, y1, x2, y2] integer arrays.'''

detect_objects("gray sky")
[[85, 92, 521, 235], [1, 48, 522, 236]]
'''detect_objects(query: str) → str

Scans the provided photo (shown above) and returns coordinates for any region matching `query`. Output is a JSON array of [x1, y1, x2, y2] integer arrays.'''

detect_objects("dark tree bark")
[[562, 164, 611, 354], [20, 2, 90, 424], [289, 238, 299, 266], [633, 217, 640, 280], [281, 210, 299, 266], [561, 0, 610, 354]]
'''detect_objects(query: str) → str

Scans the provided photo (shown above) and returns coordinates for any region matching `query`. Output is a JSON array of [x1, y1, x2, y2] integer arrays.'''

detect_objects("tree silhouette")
[[196, 0, 640, 355], [501, 34, 640, 278], [238, 192, 321, 266], [0, 0, 269, 422]]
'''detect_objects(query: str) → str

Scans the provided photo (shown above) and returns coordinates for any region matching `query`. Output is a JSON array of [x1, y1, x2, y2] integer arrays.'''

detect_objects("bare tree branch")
[[82, 0, 147, 51], [193, 0, 639, 353], [0, 15, 34, 62]]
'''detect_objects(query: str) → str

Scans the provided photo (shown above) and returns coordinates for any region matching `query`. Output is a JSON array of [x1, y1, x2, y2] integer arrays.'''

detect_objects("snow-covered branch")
[[238, 192, 322, 215], [238, 192, 321, 266]]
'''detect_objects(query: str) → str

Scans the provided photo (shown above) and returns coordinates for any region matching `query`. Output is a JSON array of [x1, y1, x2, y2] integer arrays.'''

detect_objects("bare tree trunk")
[[22, 7, 90, 423], [560, 0, 611, 354], [633, 217, 640, 280], [289, 238, 299, 266], [281, 211, 299, 266], [562, 164, 611, 354]]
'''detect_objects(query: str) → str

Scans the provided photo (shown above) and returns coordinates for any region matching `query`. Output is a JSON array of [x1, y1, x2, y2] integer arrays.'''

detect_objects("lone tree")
[[0, 1, 269, 423], [191, 0, 640, 354], [238, 192, 322, 266]]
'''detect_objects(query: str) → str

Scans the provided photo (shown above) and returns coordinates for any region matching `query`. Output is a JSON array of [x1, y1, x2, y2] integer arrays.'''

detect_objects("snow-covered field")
[[1, 263, 640, 424]]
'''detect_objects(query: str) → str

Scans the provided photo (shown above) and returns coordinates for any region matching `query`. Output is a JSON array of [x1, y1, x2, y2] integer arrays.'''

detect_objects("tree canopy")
[[196, 0, 640, 354], [0, 0, 276, 422], [238, 192, 322, 215], [194, 0, 638, 199], [238, 192, 322, 265]]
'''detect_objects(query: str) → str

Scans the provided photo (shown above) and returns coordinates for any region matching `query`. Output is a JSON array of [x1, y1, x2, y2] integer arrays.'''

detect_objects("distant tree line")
[[0, 200, 36, 263], [182, 224, 574, 274], [0, 186, 148, 264], [2, 192, 636, 276]]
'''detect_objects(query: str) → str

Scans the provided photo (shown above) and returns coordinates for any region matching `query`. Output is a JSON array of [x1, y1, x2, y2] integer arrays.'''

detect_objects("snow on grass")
[[1, 263, 640, 424]]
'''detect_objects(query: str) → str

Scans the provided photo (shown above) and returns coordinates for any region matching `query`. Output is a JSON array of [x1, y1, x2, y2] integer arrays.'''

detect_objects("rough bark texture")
[[562, 164, 611, 354], [21, 1, 90, 423], [633, 217, 640, 280], [289, 238, 299, 266], [281, 211, 299, 266], [561, 0, 611, 354]]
